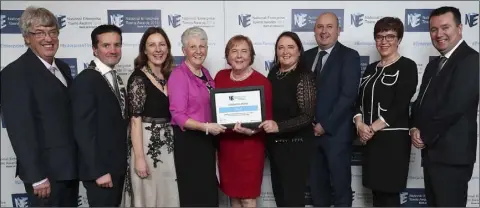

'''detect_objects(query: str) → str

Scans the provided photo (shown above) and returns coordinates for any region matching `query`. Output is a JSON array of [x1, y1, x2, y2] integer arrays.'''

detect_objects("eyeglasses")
[[28, 30, 59, 39], [375, 34, 397, 42]]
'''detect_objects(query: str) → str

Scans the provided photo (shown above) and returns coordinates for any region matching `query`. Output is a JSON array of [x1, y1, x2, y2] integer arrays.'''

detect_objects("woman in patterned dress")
[[122, 27, 179, 207]]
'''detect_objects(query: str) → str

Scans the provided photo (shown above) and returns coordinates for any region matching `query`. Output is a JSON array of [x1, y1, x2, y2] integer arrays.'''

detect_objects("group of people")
[[0, 4, 478, 208]]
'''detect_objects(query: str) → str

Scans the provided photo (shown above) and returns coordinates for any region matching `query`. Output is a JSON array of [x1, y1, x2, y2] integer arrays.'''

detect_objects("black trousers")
[[423, 160, 474, 207], [82, 175, 125, 207], [24, 179, 79, 207], [266, 136, 314, 207], [372, 190, 400, 207], [173, 126, 219, 207]]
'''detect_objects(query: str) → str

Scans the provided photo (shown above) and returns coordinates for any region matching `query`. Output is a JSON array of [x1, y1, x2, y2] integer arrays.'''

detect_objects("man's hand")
[[33, 179, 51, 198], [410, 128, 425, 149], [313, 123, 325, 136], [96, 173, 113, 188]]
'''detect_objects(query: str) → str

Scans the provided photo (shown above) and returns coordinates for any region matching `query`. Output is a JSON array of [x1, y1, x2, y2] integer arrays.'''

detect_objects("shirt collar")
[[36, 55, 58, 70], [443, 39, 464, 59], [93, 57, 114, 75], [318, 41, 336, 54]]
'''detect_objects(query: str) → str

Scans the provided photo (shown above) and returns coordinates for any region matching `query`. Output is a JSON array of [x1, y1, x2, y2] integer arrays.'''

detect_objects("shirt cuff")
[[378, 116, 390, 126], [32, 178, 48, 187], [353, 114, 362, 123]]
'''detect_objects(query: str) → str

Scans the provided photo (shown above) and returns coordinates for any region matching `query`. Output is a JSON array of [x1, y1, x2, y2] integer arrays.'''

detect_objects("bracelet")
[[205, 122, 209, 135]]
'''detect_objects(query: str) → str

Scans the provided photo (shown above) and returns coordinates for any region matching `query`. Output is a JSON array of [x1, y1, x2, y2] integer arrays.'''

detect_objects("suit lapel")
[[25, 49, 68, 90], [56, 61, 73, 86], [318, 42, 340, 77], [437, 41, 467, 76]]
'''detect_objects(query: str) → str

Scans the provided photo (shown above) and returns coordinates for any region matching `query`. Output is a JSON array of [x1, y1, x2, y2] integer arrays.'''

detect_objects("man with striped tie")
[[70, 24, 128, 207]]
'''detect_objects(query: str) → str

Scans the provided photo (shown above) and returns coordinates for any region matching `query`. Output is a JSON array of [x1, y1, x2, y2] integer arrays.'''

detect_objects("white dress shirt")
[[310, 42, 336, 73], [93, 57, 116, 88], [37, 56, 68, 86]]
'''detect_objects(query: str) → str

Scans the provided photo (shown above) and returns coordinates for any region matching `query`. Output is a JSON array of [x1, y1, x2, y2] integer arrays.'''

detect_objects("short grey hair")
[[19, 6, 59, 37], [181, 26, 208, 48]]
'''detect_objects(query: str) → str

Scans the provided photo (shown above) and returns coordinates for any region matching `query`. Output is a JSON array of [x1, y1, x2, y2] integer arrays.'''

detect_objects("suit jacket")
[[70, 61, 128, 181], [1, 48, 77, 183], [302, 42, 361, 141], [411, 41, 479, 165]]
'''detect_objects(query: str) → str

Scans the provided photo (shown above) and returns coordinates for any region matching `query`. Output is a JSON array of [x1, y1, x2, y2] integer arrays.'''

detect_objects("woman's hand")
[[204, 123, 227, 135], [356, 121, 374, 144], [233, 122, 257, 136], [135, 157, 150, 178], [258, 120, 279, 133]]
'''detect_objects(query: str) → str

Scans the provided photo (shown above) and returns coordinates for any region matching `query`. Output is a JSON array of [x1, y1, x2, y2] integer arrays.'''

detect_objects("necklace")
[[145, 65, 166, 89], [276, 68, 294, 80], [230, 68, 253, 82], [379, 55, 401, 67]]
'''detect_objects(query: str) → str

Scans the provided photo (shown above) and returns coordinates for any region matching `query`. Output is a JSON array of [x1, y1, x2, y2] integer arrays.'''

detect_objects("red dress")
[[214, 69, 273, 198]]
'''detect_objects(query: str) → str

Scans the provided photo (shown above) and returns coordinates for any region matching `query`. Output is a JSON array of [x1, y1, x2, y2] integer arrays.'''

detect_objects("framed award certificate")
[[210, 86, 266, 129]]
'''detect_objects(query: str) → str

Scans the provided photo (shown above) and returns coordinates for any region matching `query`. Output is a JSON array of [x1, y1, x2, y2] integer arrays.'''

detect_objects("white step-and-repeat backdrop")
[[1, 1, 478, 207]]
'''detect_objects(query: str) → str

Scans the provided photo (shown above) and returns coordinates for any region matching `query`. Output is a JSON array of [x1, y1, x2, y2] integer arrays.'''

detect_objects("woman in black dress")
[[259, 31, 316, 207], [354, 17, 418, 207]]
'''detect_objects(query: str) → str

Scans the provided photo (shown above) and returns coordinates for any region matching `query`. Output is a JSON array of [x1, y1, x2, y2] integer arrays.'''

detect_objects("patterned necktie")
[[49, 66, 57, 74], [111, 70, 126, 118], [314, 50, 328, 76], [436, 56, 448, 75]]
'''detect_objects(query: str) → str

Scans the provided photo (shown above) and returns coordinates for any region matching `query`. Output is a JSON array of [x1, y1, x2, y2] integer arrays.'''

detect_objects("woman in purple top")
[[167, 26, 226, 207]]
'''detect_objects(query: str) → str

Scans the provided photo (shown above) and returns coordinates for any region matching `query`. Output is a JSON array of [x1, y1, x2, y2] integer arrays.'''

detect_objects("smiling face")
[[276, 36, 300, 69], [182, 35, 208, 69], [24, 25, 59, 63], [93, 32, 122, 68], [375, 30, 400, 58], [314, 13, 340, 50], [227, 40, 252, 72], [145, 33, 169, 68], [429, 12, 463, 55]]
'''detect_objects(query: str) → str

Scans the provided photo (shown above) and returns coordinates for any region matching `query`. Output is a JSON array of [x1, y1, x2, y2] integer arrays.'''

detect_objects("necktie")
[[49, 66, 57, 74], [314, 50, 328, 76], [436, 56, 448, 75], [111, 70, 126, 118]]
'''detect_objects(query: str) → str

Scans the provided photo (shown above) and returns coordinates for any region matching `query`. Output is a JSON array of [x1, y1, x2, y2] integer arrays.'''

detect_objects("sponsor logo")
[[56, 15, 67, 29], [107, 10, 161, 33], [238, 13, 285, 28], [400, 188, 427, 206], [115, 63, 133, 76], [360, 56, 370, 75], [405, 9, 432, 32], [1, 10, 23, 34], [354, 41, 375, 46], [465, 13, 479, 27], [167, 13, 216, 28], [351, 13, 383, 27], [168, 14, 181, 28], [54, 14, 102, 30], [173, 56, 185, 67], [11, 193, 28, 207], [264, 60, 274, 71], [57, 58, 78, 78], [291, 9, 344, 32]]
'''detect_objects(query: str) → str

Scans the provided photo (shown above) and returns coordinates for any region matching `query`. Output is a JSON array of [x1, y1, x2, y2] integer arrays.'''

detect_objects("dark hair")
[[91, 24, 123, 49], [225, 35, 256, 66], [429, 6, 461, 25], [134, 27, 174, 80], [272, 31, 306, 71], [374, 17, 404, 40]]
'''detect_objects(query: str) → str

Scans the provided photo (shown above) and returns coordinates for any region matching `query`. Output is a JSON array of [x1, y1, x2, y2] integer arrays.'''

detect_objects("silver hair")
[[19, 6, 59, 37], [181, 26, 208, 48]]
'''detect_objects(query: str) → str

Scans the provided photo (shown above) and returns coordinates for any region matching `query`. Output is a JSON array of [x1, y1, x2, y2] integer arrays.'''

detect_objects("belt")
[[141, 117, 170, 124]]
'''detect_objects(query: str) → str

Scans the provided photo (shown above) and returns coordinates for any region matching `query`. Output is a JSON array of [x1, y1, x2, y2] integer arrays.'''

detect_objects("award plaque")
[[210, 86, 266, 129]]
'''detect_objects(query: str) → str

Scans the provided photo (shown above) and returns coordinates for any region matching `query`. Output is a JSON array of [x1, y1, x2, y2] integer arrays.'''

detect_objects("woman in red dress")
[[214, 35, 273, 208]]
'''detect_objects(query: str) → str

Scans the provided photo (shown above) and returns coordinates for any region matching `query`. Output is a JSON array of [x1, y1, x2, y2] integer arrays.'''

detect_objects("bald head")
[[314, 12, 340, 50]]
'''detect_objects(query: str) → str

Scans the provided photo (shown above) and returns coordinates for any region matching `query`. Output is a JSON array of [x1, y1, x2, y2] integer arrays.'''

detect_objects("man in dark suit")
[[302, 12, 361, 207], [70, 24, 128, 207], [1, 6, 78, 207], [410, 6, 479, 207]]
